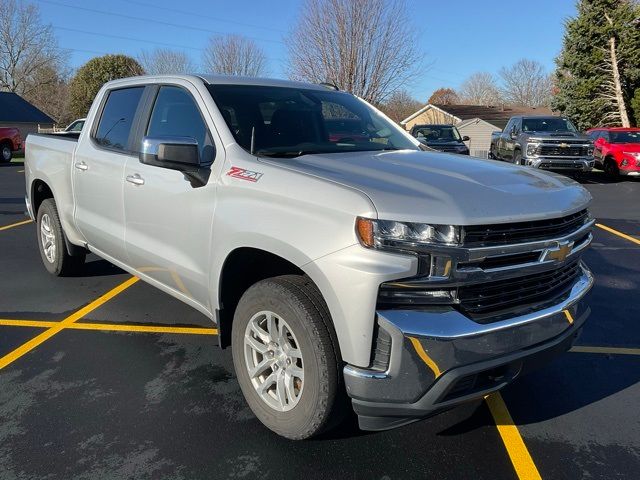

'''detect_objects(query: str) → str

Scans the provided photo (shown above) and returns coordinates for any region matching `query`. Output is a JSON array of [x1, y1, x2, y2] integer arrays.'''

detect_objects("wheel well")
[[218, 248, 305, 347], [31, 180, 54, 217]]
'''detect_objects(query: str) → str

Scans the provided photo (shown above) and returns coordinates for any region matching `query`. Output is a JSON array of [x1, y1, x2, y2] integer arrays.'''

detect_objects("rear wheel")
[[232, 275, 343, 439], [1, 142, 12, 163], [37, 199, 86, 276]]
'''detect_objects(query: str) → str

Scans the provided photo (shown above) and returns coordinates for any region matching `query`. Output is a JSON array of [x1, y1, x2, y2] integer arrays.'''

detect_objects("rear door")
[[73, 86, 146, 259], [123, 82, 219, 310]]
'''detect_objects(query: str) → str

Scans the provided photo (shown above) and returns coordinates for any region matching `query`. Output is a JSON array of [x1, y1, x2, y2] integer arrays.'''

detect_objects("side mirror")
[[510, 132, 517, 140], [140, 136, 210, 187], [462, 135, 470, 141]]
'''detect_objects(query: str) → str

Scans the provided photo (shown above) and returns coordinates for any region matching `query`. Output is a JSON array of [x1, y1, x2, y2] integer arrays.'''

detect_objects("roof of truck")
[[106, 74, 331, 92]]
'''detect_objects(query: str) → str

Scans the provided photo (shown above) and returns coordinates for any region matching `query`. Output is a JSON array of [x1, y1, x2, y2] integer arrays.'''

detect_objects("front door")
[[123, 84, 219, 309], [73, 86, 146, 260]]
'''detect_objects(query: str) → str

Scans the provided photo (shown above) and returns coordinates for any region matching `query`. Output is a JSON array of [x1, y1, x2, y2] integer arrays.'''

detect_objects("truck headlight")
[[587, 146, 594, 156], [526, 143, 539, 156], [356, 217, 461, 251]]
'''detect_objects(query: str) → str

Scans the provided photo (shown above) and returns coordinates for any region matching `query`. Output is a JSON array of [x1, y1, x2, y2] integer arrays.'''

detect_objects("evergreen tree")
[[552, 0, 640, 129]]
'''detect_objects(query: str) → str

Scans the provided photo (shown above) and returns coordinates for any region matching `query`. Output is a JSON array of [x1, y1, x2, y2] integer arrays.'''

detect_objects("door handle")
[[126, 174, 145, 186], [75, 161, 88, 171]]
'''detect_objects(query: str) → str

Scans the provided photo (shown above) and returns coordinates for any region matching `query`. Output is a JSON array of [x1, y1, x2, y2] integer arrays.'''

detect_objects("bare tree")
[[203, 34, 267, 77], [138, 48, 195, 75], [597, 13, 631, 127], [286, 0, 422, 104], [0, 0, 66, 96], [379, 89, 422, 123], [428, 87, 459, 105], [499, 59, 552, 107], [459, 72, 501, 106]]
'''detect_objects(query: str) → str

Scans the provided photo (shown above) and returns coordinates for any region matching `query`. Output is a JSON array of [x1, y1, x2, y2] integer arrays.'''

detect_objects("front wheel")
[[604, 158, 619, 178], [37, 198, 86, 276], [513, 150, 523, 165], [232, 275, 343, 439]]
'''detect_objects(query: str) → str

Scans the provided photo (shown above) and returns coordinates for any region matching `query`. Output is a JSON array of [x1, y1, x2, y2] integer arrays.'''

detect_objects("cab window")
[[147, 86, 214, 164], [94, 87, 145, 151]]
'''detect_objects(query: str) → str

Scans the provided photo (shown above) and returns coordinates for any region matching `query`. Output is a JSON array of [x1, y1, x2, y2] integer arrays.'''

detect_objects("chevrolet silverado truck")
[[489, 115, 594, 173], [25, 75, 594, 439], [1, 127, 22, 162]]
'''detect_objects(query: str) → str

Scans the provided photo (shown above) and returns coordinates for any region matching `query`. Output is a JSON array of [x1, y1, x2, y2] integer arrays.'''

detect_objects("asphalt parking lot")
[[1, 159, 638, 480]]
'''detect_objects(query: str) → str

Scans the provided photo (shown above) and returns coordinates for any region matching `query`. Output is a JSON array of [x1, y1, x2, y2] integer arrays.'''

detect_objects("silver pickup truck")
[[25, 75, 594, 439]]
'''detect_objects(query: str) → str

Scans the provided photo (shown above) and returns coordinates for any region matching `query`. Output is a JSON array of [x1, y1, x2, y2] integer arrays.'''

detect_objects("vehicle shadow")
[[1, 161, 24, 167], [74, 259, 126, 277]]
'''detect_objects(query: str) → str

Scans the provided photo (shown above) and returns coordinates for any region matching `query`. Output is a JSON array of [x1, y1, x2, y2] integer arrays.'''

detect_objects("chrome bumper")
[[525, 157, 594, 171], [344, 262, 593, 431]]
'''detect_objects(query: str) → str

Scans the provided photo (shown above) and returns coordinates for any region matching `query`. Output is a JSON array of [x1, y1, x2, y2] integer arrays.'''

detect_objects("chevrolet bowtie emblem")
[[559, 143, 569, 148], [544, 242, 573, 262]]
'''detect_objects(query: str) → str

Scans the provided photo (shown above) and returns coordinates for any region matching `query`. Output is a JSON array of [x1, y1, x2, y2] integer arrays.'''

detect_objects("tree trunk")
[[609, 36, 630, 127]]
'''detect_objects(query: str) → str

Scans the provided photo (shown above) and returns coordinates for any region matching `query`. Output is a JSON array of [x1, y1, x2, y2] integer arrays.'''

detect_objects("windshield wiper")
[[256, 150, 316, 158]]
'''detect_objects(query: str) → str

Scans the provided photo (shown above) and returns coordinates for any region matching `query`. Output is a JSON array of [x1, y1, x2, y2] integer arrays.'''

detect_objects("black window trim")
[[90, 85, 148, 156]]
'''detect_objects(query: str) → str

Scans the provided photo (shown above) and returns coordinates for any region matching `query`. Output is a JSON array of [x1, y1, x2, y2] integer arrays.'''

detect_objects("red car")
[[0, 127, 22, 162], [586, 127, 640, 177]]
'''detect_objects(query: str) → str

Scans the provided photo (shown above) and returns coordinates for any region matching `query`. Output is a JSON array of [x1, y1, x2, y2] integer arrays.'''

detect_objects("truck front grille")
[[463, 209, 589, 246], [457, 260, 581, 320], [536, 145, 588, 156]]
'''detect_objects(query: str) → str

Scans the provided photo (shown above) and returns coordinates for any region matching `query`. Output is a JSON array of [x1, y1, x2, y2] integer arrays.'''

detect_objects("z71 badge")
[[226, 166, 263, 182]]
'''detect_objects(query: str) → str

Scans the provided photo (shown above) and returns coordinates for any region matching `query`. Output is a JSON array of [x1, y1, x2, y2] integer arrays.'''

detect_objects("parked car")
[[0, 127, 22, 162], [586, 127, 640, 177], [25, 75, 594, 439], [65, 118, 86, 133], [410, 124, 469, 154], [489, 116, 594, 173]]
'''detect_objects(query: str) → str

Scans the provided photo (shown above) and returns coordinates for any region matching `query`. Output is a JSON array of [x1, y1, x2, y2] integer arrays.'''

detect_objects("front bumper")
[[525, 157, 594, 172], [344, 262, 593, 431]]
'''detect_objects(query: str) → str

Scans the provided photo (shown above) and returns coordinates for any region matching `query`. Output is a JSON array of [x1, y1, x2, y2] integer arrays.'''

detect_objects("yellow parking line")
[[486, 392, 542, 480], [408, 336, 442, 378], [0, 319, 58, 328], [563, 310, 574, 324], [70, 322, 218, 335], [596, 223, 640, 246], [0, 318, 217, 335], [0, 277, 139, 370], [17, 169, 24, 173], [0, 219, 32, 231], [570, 346, 640, 356]]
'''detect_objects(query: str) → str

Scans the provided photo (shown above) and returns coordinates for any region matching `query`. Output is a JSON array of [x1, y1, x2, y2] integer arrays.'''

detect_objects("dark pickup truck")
[[489, 116, 594, 173]]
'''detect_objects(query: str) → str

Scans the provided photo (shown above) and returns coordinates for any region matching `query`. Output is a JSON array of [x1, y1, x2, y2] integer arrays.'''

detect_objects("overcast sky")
[[36, 0, 578, 101]]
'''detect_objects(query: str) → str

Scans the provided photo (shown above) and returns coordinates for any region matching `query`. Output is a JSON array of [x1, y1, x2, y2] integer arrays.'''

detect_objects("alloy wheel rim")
[[244, 310, 304, 412], [1, 146, 10, 161], [40, 214, 56, 263]]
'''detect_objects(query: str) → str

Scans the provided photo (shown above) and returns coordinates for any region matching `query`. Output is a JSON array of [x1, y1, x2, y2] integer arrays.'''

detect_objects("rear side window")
[[147, 86, 213, 163], [94, 87, 145, 151]]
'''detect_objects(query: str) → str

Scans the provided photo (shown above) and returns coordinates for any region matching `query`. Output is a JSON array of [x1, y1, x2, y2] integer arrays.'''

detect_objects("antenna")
[[250, 126, 256, 155]]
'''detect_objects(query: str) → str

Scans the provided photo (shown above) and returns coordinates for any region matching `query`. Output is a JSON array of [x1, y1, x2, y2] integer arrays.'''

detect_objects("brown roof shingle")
[[431, 104, 554, 130]]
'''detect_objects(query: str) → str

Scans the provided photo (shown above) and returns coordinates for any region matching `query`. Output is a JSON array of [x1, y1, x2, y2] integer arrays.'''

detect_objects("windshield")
[[413, 125, 462, 142], [610, 131, 640, 143], [522, 117, 578, 133], [208, 85, 418, 157]]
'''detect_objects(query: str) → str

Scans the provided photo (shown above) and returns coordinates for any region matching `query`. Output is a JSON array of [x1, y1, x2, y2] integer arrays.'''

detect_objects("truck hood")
[[264, 150, 591, 225], [523, 131, 590, 141]]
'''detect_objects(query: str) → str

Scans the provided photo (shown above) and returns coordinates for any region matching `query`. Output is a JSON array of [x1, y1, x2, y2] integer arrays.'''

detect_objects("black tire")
[[232, 275, 343, 440], [513, 150, 522, 165], [36, 198, 86, 276], [0, 142, 12, 163], [604, 158, 619, 178]]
